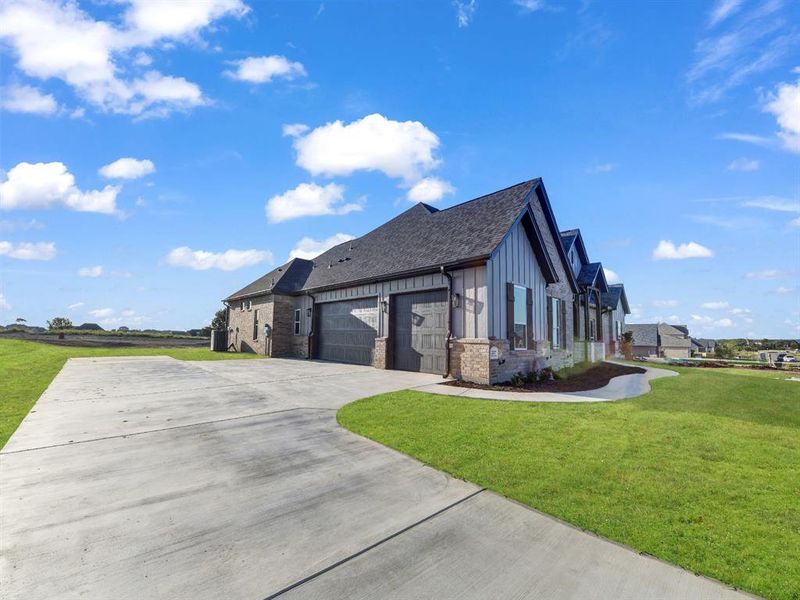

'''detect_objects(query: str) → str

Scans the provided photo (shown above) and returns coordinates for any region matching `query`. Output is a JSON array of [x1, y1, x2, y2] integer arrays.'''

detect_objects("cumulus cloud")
[[727, 157, 759, 171], [78, 265, 104, 278], [0, 0, 245, 117], [166, 246, 273, 271], [0, 293, 11, 311], [292, 113, 441, 183], [454, 0, 476, 27], [0, 240, 56, 260], [715, 317, 734, 327], [89, 307, 114, 318], [652, 240, 713, 260], [99, 157, 155, 179], [701, 301, 729, 309], [265, 182, 362, 223], [289, 233, 355, 260], [0, 162, 120, 214], [225, 55, 306, 83], [406, 177, 455, 203], [0, 84, 58, 114], [763, 78, 800, 153], [603, 268, 621, 284], [282, 123, 310, 137], [585, 163, 616, 174]]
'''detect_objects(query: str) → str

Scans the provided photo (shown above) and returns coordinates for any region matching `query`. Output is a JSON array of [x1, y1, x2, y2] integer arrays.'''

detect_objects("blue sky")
[[0, 0, 798, 337]]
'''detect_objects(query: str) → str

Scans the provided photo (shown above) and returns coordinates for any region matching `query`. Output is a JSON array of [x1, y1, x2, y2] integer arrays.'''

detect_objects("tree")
[[621, 331, 634, 360], [15, 317, 26, 324], [715, 342, 734, 359], [47, 317, 73, 330], [211, 308, 227, 330]]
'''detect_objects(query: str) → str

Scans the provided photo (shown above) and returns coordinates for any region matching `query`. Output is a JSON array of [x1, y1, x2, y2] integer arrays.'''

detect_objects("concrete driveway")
[[1, 357, 749, 599]]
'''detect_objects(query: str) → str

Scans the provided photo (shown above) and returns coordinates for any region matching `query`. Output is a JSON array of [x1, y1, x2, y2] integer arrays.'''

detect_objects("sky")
[[0, 0, 798, 337]]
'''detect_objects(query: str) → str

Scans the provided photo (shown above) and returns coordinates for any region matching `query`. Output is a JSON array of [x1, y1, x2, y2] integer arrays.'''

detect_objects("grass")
[[0, 339, 263, 449], [338, 365, 800, 600]]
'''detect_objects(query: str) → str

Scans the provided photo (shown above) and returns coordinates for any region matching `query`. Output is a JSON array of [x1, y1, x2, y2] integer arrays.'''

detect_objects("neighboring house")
[[224, 178, 584, 384], [623, 323, 692, 358], [692, 338, 716, 356], [560, 229, 609, 361], [602, 283, 631, 356]]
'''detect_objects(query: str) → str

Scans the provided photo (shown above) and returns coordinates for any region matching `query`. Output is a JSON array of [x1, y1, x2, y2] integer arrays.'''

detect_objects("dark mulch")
[[444, 362, 647, 393]]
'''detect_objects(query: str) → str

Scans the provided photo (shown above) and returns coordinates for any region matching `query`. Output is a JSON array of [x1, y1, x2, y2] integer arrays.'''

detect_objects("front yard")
[[0, 339, 263, 448], [338, 365, 799, 600]]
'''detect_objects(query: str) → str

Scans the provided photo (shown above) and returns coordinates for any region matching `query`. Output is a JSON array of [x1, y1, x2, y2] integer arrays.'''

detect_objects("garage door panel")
[[317, 298, 378, 366], [392, 290, 448, 375]]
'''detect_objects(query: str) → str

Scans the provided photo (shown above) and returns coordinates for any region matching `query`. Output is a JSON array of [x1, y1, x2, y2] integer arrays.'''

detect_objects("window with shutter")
[[551, 297, 561, 349], [513, 285, 527, 350]]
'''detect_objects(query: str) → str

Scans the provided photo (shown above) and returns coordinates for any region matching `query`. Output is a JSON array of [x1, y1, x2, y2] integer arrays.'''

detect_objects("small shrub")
[[509, 372, 527, 387]]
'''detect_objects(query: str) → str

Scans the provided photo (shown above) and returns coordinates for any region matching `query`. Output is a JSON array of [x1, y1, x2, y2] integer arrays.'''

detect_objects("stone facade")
[[374, 337, 389, 369]]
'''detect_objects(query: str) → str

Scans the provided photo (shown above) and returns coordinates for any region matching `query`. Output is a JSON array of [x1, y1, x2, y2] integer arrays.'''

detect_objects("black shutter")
[[526, 288, 534, 350], [546, 296, 553, 344], [560, 299, 567, 349], [506, 282, 515, 350]]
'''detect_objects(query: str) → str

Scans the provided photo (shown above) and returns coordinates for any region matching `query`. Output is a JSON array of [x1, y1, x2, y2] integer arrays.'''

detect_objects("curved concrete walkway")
[[413, 362, 678, 402]]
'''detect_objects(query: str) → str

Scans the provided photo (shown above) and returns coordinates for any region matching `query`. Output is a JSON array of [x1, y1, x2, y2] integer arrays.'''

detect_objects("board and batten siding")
[[292, 267, 488, 339], [486, 220, 547, 340]]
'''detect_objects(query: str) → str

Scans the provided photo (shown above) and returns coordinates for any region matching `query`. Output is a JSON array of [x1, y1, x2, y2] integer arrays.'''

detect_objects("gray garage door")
[[317, 298, 379, 366], [392, 290, 448, 375]]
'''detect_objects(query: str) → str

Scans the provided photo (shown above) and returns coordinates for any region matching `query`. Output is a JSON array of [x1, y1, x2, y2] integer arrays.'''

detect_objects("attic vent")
[[277, 268, 283, 272], [328, 262, 332, 269], [338, 258, 345, 263], [344, 257, 351, 261], [348, 242, 353, 251]]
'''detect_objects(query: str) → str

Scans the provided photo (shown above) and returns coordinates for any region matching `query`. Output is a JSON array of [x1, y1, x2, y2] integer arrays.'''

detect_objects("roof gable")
[[577, 262, 609, 292], [225, 258, 313, 301], [533, 185, 579, 293], [560, 228, 590, 266], [603, 283, 630, 313]]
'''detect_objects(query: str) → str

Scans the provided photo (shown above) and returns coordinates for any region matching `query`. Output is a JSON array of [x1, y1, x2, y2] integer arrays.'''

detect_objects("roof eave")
[[532, 181, 580, 293]]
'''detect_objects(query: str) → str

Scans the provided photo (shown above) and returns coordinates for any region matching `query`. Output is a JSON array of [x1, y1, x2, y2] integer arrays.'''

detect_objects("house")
[[559, 228, 609, 361], [602, 283, 631, 356], [224, 178, 589, 384], [692, 337, 716, 356], [623, 323, 692, 358]]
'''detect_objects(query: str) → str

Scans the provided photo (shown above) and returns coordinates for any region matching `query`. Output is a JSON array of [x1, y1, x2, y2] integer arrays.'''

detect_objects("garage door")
[[392, 290, 448, 375], [317, 298, 379, 366]]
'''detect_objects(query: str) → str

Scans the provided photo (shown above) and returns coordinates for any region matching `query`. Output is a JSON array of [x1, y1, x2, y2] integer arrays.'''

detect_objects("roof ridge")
[[432, 178, 539, 214]]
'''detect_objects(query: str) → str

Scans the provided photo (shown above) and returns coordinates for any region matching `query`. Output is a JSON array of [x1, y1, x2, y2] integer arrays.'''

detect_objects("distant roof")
[[560, 228, 589, 265], [227, 178, 574, 299], [225, 258, 314, 301], [658, 323, 692, 347], [576, 262, 609, 293], [623, 324, 657, 346], [624, 323, 691, 348]]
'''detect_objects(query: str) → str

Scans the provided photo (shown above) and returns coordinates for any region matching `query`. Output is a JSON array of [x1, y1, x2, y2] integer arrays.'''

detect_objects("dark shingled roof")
[[225, 258, 314, 301], [576, 262, 609, 292], [624, 323, 691, 348], [623, 324, 658, 346], [602, 283, 630, 313], [301, 179, 539, 291], [560, 229, 579, 253]]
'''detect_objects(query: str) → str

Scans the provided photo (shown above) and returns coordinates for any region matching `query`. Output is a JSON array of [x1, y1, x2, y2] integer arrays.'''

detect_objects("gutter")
[[440, 265, 453, 378]]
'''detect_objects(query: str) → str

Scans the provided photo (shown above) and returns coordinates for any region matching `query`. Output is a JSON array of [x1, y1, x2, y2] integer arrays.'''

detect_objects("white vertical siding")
[[293, 267, 488, 338], [486, 220, 547, 340]]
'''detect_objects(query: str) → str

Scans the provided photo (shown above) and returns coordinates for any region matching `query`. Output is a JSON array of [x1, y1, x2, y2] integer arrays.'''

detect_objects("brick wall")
[[226, 294, 272, 354], [374, 337, 388, 369]]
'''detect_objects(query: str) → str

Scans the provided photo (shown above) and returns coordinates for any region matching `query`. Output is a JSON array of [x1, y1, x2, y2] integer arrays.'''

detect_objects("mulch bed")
[[443, 362, 646, 393]]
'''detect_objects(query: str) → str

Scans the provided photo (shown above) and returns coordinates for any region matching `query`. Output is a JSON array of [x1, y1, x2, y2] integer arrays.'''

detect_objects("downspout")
[[306, 291, 316, 360], [440, 266, 453, 378]]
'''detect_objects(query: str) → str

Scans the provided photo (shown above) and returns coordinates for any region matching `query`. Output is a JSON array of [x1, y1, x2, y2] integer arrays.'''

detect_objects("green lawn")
[[0, 339, 263, 449], [338, 365, 799, 600]]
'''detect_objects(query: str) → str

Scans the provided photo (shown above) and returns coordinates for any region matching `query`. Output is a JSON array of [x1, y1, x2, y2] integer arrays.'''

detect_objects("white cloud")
[[292, 113, 441, 183], [708, 0, 742, 27], [289, 233, 355, 260], [265, 182, 362, 223], [0, 240, 56, 260], [225, 55, 306, 84], [603, 268, 621, 284], [653, 299, 679, 308], [454, 0, 477, 27], [585, 163, 616, 174], [763, 78, 800, 153], [0, 84, 58, 115], [740, 196, 800, 212], [67, 302, 84, 310], [714, 318, 734, 327], [99, 157, 155, 179], [0, 218, 44, 232], [514, 0, 547, 12], [282, 123, 310, 137], [716, 132, 773, 146], [789, 217, 800, 229], [166, 246, 273, 271], [730, 307, 751, 315], [745, 269, 791, 280], [89, 307, 114, 318], [701, 301, 729, 309], [78, 265, 104, 278], [0, 0, 245, 118], [691, 314, 713, 324], [406, 177, 455, 203], [0, 293, 11, 311], [727, 157, 759, 171], [776, 286, 794, 295], [0, 162, 119, 214], [652, 240, 714, 260]]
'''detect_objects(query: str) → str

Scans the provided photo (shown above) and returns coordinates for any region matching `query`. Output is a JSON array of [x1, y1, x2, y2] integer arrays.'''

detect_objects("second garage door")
[[317, 298, 379, 366], [392, 290, 448, 375]]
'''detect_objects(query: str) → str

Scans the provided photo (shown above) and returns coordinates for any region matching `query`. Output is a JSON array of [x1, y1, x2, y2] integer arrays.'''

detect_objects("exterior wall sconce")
[[380, 299, 389, 313], [306, 307, 312, 318], [451, 293, 461, 309]]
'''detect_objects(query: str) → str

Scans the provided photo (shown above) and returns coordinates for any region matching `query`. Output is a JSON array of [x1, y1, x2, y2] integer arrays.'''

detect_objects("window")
[[615, 320, 621, 339], [589, 319, 596, 341], [242, 299, 251, 311], [551, 297, 561, 349], [253, 309, 259, 340], [293, 309, 301, 335], [513, 285, 527, 350]]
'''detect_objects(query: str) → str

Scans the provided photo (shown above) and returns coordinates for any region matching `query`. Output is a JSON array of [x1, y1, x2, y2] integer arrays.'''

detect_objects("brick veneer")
[[373, 337, 389, 369]]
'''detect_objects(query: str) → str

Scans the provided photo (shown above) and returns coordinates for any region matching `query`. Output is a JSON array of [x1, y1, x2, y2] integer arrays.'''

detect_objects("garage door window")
[[513, 285, 527, 350]]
